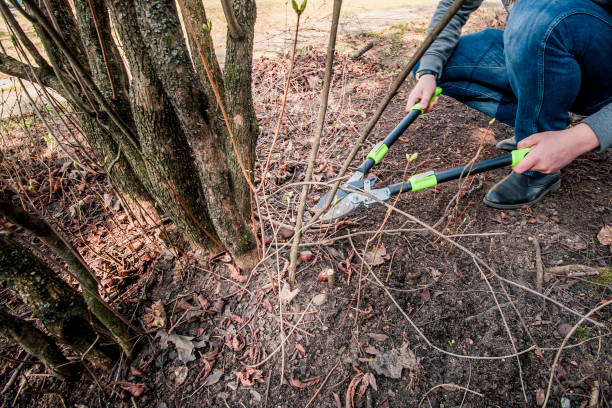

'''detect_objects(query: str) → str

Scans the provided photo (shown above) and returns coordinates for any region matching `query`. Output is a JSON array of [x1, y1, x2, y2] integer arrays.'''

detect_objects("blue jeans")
[[421, 0, 612, 143]]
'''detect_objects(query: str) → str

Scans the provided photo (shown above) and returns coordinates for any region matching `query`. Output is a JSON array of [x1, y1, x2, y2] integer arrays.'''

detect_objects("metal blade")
[[319, 178, 392, 221]]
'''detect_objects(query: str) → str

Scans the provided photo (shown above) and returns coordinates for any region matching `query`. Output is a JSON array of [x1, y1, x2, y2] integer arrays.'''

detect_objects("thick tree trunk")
[[180, 0, 259, 219], [0, 236, 117, 369], [105, 0, 220, 252], [0, 194, 134, 357], [131, 0, 258, 269], [223, 0, 259, 217], [0, 308, 79, 379]]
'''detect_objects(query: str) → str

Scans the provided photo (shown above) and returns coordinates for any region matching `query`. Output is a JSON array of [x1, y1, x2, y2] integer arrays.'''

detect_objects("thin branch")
[[288, 0, 343, 284], [0, 52, 58, 89], [220, 0, 245, 39], [542, 299, 612, 408], [0, 1, 49, 70], [419, 384, 484, 407]]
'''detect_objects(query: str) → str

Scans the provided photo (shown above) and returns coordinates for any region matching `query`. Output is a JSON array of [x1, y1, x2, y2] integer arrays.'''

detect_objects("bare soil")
[[1, 6, 610, 408]]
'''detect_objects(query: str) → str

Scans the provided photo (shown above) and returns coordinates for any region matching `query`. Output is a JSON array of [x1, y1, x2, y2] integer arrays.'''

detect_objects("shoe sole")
[[482, 179, 561, 210]]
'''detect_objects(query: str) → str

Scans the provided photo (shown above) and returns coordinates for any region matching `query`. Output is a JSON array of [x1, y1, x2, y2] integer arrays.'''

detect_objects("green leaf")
[[291, 0, 299, 12], [299, 0, 307, 12], [202, 20, 212, 31]]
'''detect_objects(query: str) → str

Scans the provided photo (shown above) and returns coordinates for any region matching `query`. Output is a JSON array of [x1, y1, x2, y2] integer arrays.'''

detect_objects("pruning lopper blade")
[[316, 176, 392, 221]]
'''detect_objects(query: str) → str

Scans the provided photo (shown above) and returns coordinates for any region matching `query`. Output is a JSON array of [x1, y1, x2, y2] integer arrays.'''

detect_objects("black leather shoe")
[[483, 171, 561, 209], [496, 136, 517, 151]]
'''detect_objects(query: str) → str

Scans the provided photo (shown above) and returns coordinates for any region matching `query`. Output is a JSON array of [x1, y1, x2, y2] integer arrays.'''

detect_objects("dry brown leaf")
[[280, 282, 300, 304], [196, 294, 210, 311], [157, 331, 196, 363], [289, 375, 322, 388], [130, 365, 144, 377], [212, 299, 224, 314], [236, 367, 263, 387], [174, 366, 189, 386], [201, 369, 223, 387], [364, 373, 377, 391], [176, 298, 197, 311], [363, 244, 387, 266], [228, 264, 248, 283], [333, 392, 342, 408], [369, 342, 422, 382], [368, 333, 388, 342], [119, 382, 147, 397], [143, 300, 166, 329], [536, 388, 546, 406], [364, 346, 379, 355], [597, 225, 612, 249], [296, 344, 306, 358], [345, 373, 364, 408]]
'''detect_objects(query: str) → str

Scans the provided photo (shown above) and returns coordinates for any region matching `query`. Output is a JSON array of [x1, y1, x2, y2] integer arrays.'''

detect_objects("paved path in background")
[[1, 2, 502, 119]]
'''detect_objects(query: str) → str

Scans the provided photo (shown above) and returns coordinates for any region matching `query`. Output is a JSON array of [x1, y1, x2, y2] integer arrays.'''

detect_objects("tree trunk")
[[0, 194, 135, 357], [223, 0, 259, 218], [0, 236, 117, 369], [131, 0, 258, 269], [0, 307, 79, 379]]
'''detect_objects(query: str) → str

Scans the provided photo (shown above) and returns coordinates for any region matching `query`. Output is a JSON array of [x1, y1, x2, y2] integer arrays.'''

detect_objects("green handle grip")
[[410, 87, 443, 113], [511, 147, 531, 167]]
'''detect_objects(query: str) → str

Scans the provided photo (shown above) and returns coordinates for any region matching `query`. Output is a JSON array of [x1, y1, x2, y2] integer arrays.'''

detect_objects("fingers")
[[512, 151, 537, 174], [406, 74, 437, 113], [406, 90, 421, 112], [517, 133, 541, 149], [419, 86, 436, 110]]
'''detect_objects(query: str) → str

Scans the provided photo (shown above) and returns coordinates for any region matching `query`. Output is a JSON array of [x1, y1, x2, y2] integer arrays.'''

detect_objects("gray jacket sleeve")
[[417, 0, 484, 77], [582, 103, 612, 152]]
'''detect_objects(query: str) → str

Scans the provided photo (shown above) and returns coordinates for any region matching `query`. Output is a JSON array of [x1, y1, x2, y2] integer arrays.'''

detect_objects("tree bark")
[[132, 0, 258, 269], [223, 0, 259, 217], [0, 236, 117, 369], [72, 0, 152, 201], [0, 307, 78, 379], [105, 0, 220, 252], [0, 194, 135, 357]]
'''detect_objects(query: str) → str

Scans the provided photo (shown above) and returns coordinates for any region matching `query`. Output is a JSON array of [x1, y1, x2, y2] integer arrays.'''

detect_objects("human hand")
[[513, 124, 600, 174], [406, 74, 438, 113]]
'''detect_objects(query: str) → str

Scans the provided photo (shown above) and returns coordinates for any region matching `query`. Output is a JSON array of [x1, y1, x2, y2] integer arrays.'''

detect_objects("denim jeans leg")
[[437, 28, 518, 127], [504, 0, 612, 143]]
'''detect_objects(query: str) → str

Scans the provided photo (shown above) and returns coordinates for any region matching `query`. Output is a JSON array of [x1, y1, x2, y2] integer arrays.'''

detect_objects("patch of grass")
[[574, 326, 590, 342], [589, 267, 612, 285]]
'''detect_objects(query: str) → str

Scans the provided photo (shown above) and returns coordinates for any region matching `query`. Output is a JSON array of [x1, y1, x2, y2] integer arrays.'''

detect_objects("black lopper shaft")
[[388, 153, 513, 195], [355, 108, 422, 175]]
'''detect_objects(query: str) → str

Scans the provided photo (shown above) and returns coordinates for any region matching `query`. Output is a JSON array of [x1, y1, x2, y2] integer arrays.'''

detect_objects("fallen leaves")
[[118, 382, 147, 397], [236, 367, 263, 387], [289, 375, 322, 388], [597, 224, 612, 250], [143, 300, 166, 329], [363, 244, 387, 266], [157, 330, 208, 364], [345, 372, 377, 408], [280, 282, 300, 304], [369, 343, 422, 383], [174, 366, 189, 386], [228, 264, 248, 283], [368, 333, 388, 342]]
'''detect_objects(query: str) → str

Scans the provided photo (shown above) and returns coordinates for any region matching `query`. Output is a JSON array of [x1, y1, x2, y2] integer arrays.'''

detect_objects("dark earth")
[[1, 8, 610, 408]]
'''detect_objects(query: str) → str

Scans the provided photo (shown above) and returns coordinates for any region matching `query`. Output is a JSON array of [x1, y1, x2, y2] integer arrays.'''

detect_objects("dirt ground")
[[1, 6, 610, 408]]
